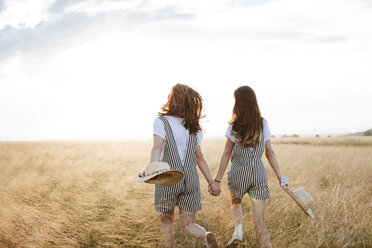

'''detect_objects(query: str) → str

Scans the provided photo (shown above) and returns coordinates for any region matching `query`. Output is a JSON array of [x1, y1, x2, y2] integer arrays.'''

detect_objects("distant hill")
[[343, 128, 372, 136]]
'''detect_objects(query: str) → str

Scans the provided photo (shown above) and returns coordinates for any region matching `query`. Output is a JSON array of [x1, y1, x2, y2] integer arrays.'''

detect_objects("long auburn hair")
[[229, 86, 263, 147], [159, 84, 204, 135]]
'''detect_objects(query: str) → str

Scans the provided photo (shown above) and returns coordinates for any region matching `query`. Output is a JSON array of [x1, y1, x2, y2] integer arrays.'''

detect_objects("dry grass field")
[[0, 137, 371, 248]]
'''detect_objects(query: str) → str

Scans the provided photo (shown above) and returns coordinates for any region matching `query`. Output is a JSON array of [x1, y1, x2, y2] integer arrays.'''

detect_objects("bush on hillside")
[[364, 129, 372, 136]]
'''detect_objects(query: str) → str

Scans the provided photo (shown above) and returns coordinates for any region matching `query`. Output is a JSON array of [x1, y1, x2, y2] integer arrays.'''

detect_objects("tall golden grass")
[[0, 137, 371, 247]]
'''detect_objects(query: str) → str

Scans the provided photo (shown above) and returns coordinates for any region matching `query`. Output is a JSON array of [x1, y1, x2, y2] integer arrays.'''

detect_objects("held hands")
[[280, 176, 289, 188], [208, 181, 221, 196]]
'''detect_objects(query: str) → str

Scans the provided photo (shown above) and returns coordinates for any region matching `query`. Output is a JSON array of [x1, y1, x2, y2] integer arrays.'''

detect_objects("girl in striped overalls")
[[146, 84, 219, 248], [210, 86, 288, 248]]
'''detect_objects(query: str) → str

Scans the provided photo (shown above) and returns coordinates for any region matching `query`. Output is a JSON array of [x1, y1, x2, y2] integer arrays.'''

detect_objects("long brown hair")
[[159, 84, 204, 135], [229, 86, 263, 147]]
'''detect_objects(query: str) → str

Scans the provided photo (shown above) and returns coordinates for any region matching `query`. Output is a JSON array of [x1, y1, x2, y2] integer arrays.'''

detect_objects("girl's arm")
[[140, 135, 164, 177], [209, 139, 234, 195], [214, 138, 235, 182], [150, 135, 164, 163], [265, 140, 286, 185], [195, 145, 214, 185]]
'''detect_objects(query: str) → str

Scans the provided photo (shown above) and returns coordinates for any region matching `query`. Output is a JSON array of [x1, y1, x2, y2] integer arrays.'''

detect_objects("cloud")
[[0, 0, 5, 12], [48, 0, 107, 13], [0, 3, 195, 67], [0, 0, 370, 72], [0, 12, 101, 63], [48, 0, 151, 13], [48, 0, 90, 13], [134, 5, 195, 21], [230, 0, 276, 6], [144, 24, 305, 42], [308, 35, 349, 44]]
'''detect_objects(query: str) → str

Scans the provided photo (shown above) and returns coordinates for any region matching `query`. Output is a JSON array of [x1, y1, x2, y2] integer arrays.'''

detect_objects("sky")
[[0, 0, 371, 141]]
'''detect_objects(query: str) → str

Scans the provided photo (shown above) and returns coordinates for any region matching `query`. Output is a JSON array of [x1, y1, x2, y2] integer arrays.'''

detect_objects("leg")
[[179, 209, 219, 248], [231, 192, 243, 226], [179, 209, 206, 239], [250, 199, 272, 248], [227, 192, 243, 246], [160, 210, 175, 248]]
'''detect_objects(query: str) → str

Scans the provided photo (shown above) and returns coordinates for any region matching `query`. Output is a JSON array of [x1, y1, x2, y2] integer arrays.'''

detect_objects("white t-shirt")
[[225, 118, 271, 147], [153, 115, 203, 164]]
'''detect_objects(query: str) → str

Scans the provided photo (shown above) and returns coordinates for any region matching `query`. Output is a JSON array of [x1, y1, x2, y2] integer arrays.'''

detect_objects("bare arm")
[[195, 146, 214, 184], [215, 138, 235, 181], [207, 139, 234, 196], [138, 135, 164, 177], [265, 140, 283, 182], [150, 135, 164, 163]]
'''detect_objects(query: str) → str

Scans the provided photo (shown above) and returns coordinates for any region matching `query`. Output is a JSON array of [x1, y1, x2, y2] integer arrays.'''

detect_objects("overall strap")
[[183, 131, 197, 167], [159, 116, 183, 167]]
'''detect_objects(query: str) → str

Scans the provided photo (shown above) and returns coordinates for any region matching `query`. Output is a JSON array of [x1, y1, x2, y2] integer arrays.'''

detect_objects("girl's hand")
[[138, 171, 146, 178], [208, 182, 221, 196], [280, 176, 288, 188], [208, 185, 216, 196]]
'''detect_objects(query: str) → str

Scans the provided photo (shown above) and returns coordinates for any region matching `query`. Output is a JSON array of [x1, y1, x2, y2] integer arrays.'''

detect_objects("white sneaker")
[[205, 232, 219, 248]]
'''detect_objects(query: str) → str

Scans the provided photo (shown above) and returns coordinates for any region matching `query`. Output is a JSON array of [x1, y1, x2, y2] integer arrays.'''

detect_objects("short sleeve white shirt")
[[153, 115, 203, 164], [225, 118, 271, 145]]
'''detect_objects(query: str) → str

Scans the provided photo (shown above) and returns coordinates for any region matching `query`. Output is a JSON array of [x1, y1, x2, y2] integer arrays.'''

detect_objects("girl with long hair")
[[210, 86, 288, 248], [142, 84, 220, 248]]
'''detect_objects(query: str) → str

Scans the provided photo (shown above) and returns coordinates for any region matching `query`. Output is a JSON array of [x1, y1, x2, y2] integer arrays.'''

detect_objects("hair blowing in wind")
[[230, 86, 263, 148], [159, 84, 204, 135]]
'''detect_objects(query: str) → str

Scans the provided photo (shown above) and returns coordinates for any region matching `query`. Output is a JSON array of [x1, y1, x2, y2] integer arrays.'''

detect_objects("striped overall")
[[154, 117, 202, 212], [227, 133, 270, 200]]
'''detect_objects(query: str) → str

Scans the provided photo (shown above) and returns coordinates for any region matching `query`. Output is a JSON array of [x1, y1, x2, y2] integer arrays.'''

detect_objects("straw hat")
[[136, 162, 184, 186], [283, 187, 315, 218]]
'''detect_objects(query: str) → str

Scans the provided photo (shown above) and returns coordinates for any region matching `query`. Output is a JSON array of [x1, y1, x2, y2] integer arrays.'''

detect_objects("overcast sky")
[[0, 0, 371, 141]]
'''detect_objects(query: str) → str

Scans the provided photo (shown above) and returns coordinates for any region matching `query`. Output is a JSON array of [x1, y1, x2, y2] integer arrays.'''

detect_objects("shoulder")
[[154, 116, 164, 124], [155, 115, 175, 125], [225, 124, 236, 143], [196, 129, 203, 145], [153, 117, 165, 131], [153, 117, 166, 139], [197, 129, 203, 138], [262, 117, 269, 128], [226, 124, 233, 132], [261, 117, 271, 142], [163, 115, 183, 124]]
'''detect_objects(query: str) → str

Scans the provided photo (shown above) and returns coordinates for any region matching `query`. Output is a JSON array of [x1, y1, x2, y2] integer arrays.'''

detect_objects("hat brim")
[[283, 187, 315, 218], [137, 170, 184, 186]]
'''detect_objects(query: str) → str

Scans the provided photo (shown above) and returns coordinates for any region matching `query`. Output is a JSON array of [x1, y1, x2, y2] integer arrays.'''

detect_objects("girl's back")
[[153, 115, 203, 164]]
